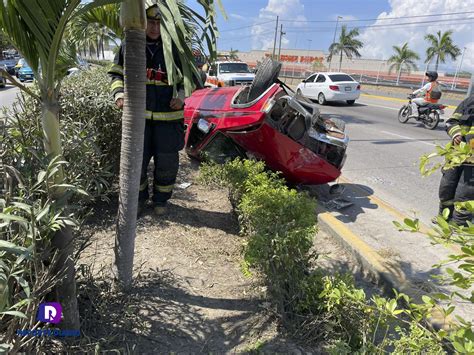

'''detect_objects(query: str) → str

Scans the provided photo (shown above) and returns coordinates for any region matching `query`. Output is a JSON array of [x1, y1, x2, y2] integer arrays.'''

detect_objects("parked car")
[[184, 59, 348, 185], [18, 65, 34, 82], [14, 58, 27, 76], [0, 65, 7, 88], [296, 72, 361, 105], [0, 59, 17, 75]]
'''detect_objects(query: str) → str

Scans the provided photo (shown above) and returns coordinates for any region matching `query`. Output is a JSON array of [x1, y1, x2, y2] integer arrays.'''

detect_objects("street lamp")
[[328, 16, 342, 72], [451, 47, 467, 90]]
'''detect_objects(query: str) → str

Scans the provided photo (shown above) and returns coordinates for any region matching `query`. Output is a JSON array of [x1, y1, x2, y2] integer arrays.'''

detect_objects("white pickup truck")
[[206, 61, 255, 87]]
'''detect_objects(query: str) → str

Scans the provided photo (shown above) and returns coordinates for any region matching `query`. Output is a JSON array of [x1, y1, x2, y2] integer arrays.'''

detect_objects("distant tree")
[[0, 31, 13, 57], [388, 42, 420, 85], [425, 30, 461, 71], [229, 48, 239, 60], [327, 25, 363, 71]]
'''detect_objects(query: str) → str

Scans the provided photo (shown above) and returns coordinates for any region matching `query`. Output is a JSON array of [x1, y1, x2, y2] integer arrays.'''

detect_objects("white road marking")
[[358, 101, 399, 111], [380, 130, 440, 147]]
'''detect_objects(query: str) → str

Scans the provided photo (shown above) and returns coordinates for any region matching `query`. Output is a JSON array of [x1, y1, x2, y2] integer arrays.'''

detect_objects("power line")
[[280, 11, 474, 23], [219, 30, 274, 40], [283, 17, 474, 32], [219, 20, 274, 32]]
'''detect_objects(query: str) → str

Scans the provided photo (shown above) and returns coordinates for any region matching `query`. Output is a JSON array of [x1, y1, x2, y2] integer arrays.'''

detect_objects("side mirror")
[[302, 79, 306, 83]]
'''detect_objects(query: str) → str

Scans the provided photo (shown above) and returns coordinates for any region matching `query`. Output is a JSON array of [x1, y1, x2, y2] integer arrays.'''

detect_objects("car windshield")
[[329, 74, 354, 82], [219, 63, 250, 74]]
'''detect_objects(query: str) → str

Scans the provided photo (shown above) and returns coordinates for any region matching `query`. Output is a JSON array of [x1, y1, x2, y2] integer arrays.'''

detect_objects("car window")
[[218, 63, 251, 74], [329, 74, 354, 82], [316, 75, 326, 83], [305, 74, 317, 82]]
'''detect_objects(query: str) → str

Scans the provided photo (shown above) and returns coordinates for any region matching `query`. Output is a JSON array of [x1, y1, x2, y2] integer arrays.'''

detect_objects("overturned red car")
[[184, 59, 348, 185]]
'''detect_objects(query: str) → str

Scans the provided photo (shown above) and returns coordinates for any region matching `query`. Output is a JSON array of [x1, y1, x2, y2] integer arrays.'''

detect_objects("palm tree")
[[388, 43, 420, 85], [425, 30, 460, 71], [229, 48, 239, 60], [327, 25, 363, 71], [114, 0, 147, 292], [0, 0, 120, 330], [113, 0, 222, 290]]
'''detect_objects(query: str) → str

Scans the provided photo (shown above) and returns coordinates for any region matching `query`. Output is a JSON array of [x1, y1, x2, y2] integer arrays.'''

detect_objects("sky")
[[188, 0, 474, 72]]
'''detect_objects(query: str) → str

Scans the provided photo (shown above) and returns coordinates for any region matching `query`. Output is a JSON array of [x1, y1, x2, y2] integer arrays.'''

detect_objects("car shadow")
[[304, 182, 378, 223]]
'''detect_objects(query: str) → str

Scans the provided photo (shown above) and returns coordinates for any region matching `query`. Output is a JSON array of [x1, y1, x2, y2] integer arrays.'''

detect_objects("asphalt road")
[[318, 95, 456, 225], [0, 85, 21, 111]]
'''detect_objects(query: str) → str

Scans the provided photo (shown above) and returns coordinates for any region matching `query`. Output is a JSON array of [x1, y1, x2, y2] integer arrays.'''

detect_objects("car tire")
[[346, 100, 355, 105], [247, 58, 282, 102], [19, 79, 24, 82], [296, 88, 302, 96], [318, 93, 326, 105]]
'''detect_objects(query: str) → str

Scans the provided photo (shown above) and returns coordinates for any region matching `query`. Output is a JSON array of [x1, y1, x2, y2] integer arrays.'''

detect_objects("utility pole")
[[272, 16, 279, 59], [277, 24, 285, 61], [451, 47, 467, 90], [468, 73, 474, 97], [328, 16, 342, 72]]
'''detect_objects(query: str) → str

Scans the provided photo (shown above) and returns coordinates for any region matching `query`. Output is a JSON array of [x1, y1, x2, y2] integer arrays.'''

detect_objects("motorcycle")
[[398, 94, 446, 130], [184, 59, 349, 185]]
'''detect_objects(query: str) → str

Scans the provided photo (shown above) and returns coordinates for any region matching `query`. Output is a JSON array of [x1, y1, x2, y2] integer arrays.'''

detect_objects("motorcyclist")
[[410, 71, 442, 118]]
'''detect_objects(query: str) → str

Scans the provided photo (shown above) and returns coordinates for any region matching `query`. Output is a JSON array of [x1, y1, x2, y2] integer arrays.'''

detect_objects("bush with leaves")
[[1, 66, 121, 351], [200, 159, 452, 352], [395, 140, 474, 354], [2, 66, 121, 205]]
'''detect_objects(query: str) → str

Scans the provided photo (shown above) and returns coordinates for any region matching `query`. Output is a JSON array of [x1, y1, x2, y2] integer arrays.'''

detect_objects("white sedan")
[[296, 72, 361, 105]]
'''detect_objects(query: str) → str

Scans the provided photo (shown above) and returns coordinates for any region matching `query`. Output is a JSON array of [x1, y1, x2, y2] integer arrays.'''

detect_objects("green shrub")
[[200, 159, 449, 352], [2, 66, 121, 204]]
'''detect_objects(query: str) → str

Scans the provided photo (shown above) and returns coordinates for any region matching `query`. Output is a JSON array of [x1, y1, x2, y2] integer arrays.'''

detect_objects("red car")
[[184, 59, 348, 185]]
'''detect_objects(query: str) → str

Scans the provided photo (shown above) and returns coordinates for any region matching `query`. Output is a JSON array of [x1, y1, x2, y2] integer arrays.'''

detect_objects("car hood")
[[218, 73, 255, 80]]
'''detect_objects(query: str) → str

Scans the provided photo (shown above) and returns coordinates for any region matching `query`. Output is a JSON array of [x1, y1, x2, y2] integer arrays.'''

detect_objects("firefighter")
[[108, 2, 186, 216], [436, 95, 474, 226]]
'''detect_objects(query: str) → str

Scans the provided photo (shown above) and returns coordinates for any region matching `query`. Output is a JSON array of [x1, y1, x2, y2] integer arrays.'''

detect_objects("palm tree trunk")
[[41, 99, 79, 330], [114, 28, 146, 291], [435, 55, 439, 71], [339, 50, 343, 71], [397, 65, 402, 85]]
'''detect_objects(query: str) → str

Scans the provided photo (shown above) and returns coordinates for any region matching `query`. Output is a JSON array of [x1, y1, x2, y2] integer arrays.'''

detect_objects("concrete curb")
[[317, 209, 450, 328]]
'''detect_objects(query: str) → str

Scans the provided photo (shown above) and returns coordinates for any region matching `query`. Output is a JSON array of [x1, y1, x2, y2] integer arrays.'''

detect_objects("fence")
[[249, 57, 471, 93]]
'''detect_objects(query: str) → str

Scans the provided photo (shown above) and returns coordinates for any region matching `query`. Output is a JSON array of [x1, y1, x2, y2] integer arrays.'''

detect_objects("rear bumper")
[[326, 90, 360, 101]]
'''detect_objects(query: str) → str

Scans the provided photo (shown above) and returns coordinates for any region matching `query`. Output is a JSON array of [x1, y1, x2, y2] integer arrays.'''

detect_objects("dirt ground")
[[75, 153, 374, 354]]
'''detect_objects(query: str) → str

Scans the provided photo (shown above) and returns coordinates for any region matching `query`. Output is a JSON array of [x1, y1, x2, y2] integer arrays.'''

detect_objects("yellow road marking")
[[361, 93, 457, 109]]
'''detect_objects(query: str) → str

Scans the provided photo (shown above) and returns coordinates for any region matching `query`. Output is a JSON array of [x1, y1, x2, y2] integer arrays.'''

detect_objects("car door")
[[300, 74, 317, 97], [314, 74, 327, 99]]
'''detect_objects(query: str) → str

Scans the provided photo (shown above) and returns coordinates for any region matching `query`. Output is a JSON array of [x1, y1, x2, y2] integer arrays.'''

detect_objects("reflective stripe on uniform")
[[441, 199, 455, 206], [155, 184, 174, 193], [139, 180, 149, 191], [109, 64, 123, 75], [111, 80, 124, 91], [148, 110, 184, 121], [448, 126, 462, 137]]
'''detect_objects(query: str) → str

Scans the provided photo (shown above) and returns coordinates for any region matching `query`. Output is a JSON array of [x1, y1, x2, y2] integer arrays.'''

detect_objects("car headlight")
[[197, 119, 211, 134]]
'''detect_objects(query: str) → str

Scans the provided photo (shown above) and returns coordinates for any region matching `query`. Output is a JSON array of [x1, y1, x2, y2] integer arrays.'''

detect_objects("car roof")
[[309, 72, 351, 76]]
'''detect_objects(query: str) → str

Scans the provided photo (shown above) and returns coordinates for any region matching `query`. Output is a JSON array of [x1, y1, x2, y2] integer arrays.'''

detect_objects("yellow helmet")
[[145, 1, 161, 19]]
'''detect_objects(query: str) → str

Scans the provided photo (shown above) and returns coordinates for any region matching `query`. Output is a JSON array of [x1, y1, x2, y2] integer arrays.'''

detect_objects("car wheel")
[[296, 88, 302, 96], [19, 78, 24, 82], [346, 100, 355, 105], [247, 58, 282, 102], [318, 93, 326, 105]]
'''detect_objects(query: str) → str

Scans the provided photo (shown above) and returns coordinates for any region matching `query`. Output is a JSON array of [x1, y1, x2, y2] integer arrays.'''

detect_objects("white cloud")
[[230, 13, 246, 21], [359, 0, 474, 72], [251, 0, 307, 50]]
